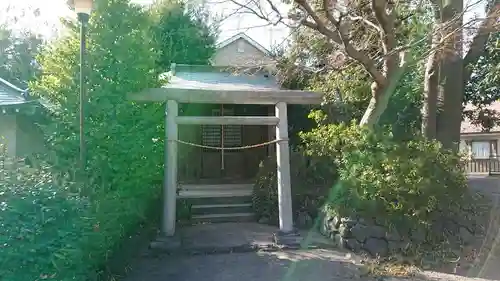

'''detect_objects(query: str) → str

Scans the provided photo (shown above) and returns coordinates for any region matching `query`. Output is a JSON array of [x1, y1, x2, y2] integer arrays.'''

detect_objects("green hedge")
[[300, 121, 483, 253], [0, 156, 161, 281], [0, 161, 88, 280]]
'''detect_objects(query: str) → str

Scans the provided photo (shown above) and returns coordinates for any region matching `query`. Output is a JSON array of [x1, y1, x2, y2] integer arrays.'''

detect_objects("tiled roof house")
[[0, 77, 45, 158], [460, 101, 500, 174]]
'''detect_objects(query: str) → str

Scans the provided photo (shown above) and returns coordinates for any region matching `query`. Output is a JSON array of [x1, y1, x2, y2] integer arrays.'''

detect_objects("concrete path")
[[121, 223, 499, 281], [123, 249, 370, 281], [149, 222, 336, 254], [122, 249, 498, 281]]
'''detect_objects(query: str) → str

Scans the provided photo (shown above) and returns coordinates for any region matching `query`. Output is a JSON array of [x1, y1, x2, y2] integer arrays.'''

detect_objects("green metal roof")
[[166, 67, 279, 92], [129, 64, 324, 104], [0, 77, 29, 106]]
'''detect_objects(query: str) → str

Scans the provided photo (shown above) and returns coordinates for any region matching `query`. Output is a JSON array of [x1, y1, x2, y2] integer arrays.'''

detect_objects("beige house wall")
[[460, 133, 500, 173], [0, 114, 45, 159], [460, 133, 500, 156], [15, 115, 45, 157], [0, 115, 17, 157], [211, 38, 274, 68]]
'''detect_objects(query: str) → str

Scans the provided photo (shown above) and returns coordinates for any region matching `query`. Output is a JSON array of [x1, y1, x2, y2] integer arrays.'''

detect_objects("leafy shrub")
[[252, 148, 335, 225], [252, 159, 278, 223], [300, 121, 482, 250], [8, 0, 218, 279], [0, 156, 88, 280], [79, 182, 161, 280], [22, 0, 218, 278], [26, 1, 166, 277], [0, 151, 161, 281]]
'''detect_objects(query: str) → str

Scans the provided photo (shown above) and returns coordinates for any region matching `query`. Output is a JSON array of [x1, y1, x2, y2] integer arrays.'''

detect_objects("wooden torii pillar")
[[274, 101, 293, 233], [164, 99, 178, 236], [128, 64, 324, 242]]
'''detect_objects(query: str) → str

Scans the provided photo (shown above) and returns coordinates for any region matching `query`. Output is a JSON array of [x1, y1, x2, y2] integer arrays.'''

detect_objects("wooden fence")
[[466, 158, 500, 175]]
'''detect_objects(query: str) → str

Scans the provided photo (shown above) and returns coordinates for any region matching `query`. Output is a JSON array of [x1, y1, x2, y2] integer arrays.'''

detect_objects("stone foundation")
[[320, 213, 476, 258]]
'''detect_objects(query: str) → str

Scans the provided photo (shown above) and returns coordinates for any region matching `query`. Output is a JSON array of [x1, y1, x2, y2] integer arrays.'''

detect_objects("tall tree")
[[31, 0, 163, 187], [31, 0, 220, 187], [229, 0, 498, 149], [228, 0, 447, 129], [435, 0, 465, 148], [422, 0, 500, 149], [420, 1, 441, 139], [0, 25, 42, 88], [462, 30, 500, 130], [149, 0, 218, 69], [280, 11, 428, 140], [421, 0, 499, 148], [0, 5, 45, 87]]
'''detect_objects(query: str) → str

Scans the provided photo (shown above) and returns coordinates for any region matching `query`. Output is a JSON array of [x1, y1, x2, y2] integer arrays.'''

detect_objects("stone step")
[[191, 203, 253, 216], [179, 183, 253, 191], [178, 188, 253, 199], [191, 212, 256, 224], [181, 195, 253, 206], [177, 184, 256, 224]]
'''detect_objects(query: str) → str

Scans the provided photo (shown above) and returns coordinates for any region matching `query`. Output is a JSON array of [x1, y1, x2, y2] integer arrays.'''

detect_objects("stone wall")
[[320, 212, 476, 258]]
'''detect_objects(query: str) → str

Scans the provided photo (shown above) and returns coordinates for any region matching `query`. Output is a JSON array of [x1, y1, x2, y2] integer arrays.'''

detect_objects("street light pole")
[[68, 0, 93, 172], [78, 12, 89, 172]]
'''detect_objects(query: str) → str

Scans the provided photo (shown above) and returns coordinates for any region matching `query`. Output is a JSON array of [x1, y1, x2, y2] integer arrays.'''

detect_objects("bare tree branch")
[[371, 0, 396, 52], [349, 16, 382, 33], [296, 0, 386, 85], [322, 0, 340, 26], [229, 0, 270, 22], [463, 1, 500, 80], [264, 0, 284, 24]]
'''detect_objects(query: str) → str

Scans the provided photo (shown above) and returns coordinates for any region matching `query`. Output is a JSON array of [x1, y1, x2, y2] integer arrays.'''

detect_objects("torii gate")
[[128, 64, 323, 241]]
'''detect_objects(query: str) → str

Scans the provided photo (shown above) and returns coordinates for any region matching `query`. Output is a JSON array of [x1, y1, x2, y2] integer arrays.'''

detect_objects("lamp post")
[[68, 0, 93, 171]]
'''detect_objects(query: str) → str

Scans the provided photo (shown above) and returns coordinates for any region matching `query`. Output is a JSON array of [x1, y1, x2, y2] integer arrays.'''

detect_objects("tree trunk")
[[437, 58, 463, 150], [421, 26, 440, 139], [360, 82, 387, 127], [360, 62, 408, 128], [435, 0, 464, 150]]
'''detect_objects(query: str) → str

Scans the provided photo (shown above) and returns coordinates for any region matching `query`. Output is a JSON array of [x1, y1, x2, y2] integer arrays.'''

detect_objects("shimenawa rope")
[[166, 138, 288, 151]]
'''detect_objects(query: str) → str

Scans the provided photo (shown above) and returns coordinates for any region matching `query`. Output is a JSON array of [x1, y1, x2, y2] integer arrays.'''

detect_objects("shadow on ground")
[[116, 221, 500, 281], [121, 248, 500, 281], [121, 249, 371, 281], [447, 178, 500, 281]]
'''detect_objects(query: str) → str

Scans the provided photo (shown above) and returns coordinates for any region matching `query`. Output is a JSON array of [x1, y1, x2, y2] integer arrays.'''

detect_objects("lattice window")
[[202, 125, 221, 147], [202, 108, 242, 148], [223, 124, 242, 147]]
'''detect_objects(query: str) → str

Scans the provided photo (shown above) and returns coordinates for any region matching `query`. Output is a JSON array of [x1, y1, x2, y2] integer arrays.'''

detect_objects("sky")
[[0, 0, 487, 50], [0, 0, 289, 49]]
